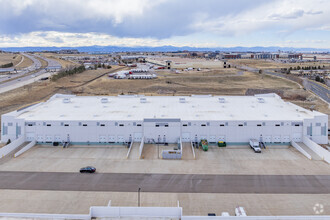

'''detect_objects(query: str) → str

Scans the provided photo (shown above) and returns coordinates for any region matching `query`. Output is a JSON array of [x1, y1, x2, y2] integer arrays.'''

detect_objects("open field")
[[16, 54, 34, 68], [82, 70, 299, 96], [0, 53, 22, 66], [0, 190, 329, 216], [148, 56, 225, 69], [156, 67, 239, 76], [0, 65, 328, 125], [42, 53, 80, 68], [1, 144, 329, 175], [0, 53, 33, 69], [229, 59, 330, 69], [0, 67, 123, 120]]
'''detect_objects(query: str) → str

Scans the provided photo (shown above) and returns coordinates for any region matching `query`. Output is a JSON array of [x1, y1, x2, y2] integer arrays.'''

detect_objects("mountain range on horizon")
[[1, 45, 329, 53]]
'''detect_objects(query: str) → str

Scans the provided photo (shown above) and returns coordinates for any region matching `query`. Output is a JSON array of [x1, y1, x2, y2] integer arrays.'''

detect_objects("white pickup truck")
[[249, 139, 261, 153]]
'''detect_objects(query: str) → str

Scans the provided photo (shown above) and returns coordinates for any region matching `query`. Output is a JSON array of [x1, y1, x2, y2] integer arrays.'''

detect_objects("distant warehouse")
[[1, 93, 328, 145]]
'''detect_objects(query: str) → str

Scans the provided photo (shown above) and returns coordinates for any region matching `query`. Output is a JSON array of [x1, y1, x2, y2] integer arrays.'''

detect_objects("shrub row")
[[51, 65, 85, 81], [0, 62, 13, 68]]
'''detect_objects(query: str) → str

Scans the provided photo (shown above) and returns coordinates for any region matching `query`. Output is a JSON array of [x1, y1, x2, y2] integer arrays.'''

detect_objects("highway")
[[0, 54, 61, 94], [0, 53, 41, 83], [0, 172, 329, 194], [237, 65, 329, 103]]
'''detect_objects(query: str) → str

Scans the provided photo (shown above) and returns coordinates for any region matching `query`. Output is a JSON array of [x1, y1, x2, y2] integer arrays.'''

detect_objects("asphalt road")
[[237, 65, 329, 103], [0, 53, 41, 83], [0, 54, 61, 93], [0, 172, 329, 194]]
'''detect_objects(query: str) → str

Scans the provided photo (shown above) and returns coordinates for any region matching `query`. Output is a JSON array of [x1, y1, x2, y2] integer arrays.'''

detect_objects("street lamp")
[[138, 187, 141, 207]]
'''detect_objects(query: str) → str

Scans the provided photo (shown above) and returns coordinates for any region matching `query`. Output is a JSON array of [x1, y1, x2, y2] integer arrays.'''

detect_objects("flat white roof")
[[15, 94, 320, 121]]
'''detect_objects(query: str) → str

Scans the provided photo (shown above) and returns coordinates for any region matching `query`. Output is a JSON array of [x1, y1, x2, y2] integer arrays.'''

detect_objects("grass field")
[[0, 53, 34, 69], [42, 53, 80, 68], [0, 53, 22, 66], [81, 69, 298, 96], [16, 54, 34, 68]]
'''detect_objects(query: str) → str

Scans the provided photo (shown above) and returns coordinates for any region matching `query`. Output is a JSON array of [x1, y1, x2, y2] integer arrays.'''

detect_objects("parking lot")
[[0, 143, 329, 175], [0, 190, 329, 216]]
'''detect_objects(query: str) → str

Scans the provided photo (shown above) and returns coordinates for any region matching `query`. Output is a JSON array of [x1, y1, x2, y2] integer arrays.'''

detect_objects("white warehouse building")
[[1, 93, 328, 145]]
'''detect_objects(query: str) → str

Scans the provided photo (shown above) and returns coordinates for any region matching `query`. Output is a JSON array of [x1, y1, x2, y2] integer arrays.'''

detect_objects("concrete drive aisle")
[[297, 142, 322, 160], [0, 172, 329, 194]]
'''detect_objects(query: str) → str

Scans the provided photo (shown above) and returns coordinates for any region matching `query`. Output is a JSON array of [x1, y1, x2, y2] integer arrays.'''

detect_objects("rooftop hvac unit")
[[257, 97, 265, 103], [63, 98, 71, 103], [218, 97, 226, 103], [140, 97, 147, 103], [101, 98, 108, 103], [179, 97, 186, 103]]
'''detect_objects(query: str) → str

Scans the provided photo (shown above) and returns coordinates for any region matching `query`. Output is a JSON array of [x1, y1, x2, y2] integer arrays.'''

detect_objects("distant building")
[[58, 49, 79, 54], [120, 55, 146, 64], [223, 53, 241, 59]]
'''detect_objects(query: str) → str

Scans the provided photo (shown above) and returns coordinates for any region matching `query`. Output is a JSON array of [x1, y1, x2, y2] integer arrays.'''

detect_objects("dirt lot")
[[0, 53, 22, 67], [42, 53, 80, 68], [1, 144, 329, 175], [0, 53, 34, 69], [0, 63, 328, 124], [0, 67, 123, 120], [83, 70, 298, 96], [149, 56, 225, 69]]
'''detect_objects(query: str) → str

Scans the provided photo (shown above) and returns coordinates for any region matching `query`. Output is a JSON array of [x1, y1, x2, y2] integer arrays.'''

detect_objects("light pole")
[[138, 187, 141, 207]]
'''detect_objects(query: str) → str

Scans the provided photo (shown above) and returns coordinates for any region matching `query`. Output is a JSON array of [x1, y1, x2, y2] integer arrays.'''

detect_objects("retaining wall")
[[0, 136, 25, 158], [303, 136, 330, 163], [291, 141, 312, 160]]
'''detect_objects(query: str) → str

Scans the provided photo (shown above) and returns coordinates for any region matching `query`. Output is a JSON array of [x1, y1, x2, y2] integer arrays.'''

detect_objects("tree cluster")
[[0, 62, 13, 68], [94, 63, 112, 69], [51, 65, 86, 81]]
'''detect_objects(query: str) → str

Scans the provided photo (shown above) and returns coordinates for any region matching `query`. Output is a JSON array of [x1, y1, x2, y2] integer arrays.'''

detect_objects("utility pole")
[[138, 187, 141, 207]]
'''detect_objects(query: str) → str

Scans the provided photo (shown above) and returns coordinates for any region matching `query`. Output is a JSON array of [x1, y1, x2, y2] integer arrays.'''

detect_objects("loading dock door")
[[218, 135, 226, 142], [292, 133, 302, 142], [37, 135, 44, 142], [282, 135, 290, 143], [182, 133, 190, 142], [99, 135, 107, 143], [272, 135, 281, 143], [264, 135, 271, 143], [108, 135, 115, 142], [143, 118, 181, 143], [209, 135, 216, 143], [26, 132, 35, 141], [45, 135, 53, 143], [134, 133, 142, 142], [117, 136, 124, 143], [54, 135, 61, 142]]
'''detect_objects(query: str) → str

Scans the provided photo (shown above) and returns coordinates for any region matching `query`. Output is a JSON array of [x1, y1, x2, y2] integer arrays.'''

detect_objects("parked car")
[[80, 166, 96, 173], [249, 139, 261, 153]]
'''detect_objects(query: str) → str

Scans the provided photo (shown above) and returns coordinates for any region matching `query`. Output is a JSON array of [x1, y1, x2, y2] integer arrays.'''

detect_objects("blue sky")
[[0, 0, 329, 48]]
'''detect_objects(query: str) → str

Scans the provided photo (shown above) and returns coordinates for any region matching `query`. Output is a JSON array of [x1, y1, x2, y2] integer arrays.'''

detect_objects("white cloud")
[[0, 0, 164, 26], [191, 0, 329, 37], [0, 0, 329, 48], [0, 31, 220, 48]]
